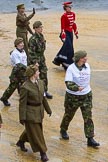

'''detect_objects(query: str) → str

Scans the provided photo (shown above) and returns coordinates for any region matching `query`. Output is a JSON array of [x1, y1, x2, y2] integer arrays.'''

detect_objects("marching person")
[[0, 37, 27, 106], [52, 1, 78, 70], [60, 50, 100, 148], [28, 21, 53, 99], [16, 65, 52, 162], [16, 3, 35, 58]]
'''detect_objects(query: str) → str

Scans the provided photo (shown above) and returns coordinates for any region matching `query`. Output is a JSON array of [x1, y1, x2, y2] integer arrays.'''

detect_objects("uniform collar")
[[16, 48, 24, 53], [75, 63, 87, 71]]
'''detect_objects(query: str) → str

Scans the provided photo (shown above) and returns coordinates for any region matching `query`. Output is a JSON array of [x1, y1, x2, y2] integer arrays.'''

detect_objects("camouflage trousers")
[[60, 91, 94, 138], [1, 78, 25, 101]]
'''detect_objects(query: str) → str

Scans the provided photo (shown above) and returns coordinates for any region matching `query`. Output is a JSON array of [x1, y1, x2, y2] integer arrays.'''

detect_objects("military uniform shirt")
[[65, 62, 91, 95], [10, 48, 27, 67]]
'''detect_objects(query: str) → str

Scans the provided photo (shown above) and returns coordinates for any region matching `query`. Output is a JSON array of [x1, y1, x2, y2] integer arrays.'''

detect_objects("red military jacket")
[[61, 11, 78, 35]]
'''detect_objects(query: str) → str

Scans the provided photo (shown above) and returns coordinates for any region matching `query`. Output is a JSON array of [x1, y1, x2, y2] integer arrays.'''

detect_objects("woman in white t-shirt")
[[60, 50, 100, 148]]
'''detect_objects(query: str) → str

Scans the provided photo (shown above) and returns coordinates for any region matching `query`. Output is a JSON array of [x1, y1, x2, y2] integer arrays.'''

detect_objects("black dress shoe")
[[60, 129, 69, 140], [0, 98, 10, 106], [87, 138, 100, 147], [45, 92, 53, 99], [16, 140, 28, 152], [40, 152, 49, 162], [52, 60, 60, 66]]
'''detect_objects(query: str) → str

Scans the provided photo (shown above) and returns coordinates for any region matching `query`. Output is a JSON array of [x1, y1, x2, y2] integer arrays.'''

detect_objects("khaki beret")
[[16, 4, 25, 10], [14, 37, 23, 47], [26, 65, 39, 78], [33, 21, 42, 29], [74, 50, 87, 62]]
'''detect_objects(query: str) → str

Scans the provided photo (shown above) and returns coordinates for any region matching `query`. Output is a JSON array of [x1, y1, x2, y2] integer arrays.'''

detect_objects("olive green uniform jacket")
[[16, 12, 34, 57], [19, 79, 52, 122], [19, 79, 52, 152]]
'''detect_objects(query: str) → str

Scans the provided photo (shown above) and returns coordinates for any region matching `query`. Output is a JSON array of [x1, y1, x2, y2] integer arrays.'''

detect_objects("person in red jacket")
[[52, 1, 78, 70]]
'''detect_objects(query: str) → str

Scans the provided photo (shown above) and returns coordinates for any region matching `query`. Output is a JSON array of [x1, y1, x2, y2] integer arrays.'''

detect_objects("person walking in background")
[[16, 65, 52, 162], [16, 4, 35, 58], [52, 1, 78, 70], [0, 38, 27, 106], [60, 50, 100, 148], [28, 21, 53, 99]]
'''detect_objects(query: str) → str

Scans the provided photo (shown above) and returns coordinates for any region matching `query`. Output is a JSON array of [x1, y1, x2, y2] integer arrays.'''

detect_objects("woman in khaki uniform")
[[16, 65, 52, 162]]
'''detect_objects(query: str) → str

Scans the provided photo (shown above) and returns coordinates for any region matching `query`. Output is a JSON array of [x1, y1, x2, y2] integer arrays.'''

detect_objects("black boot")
[[40, 152, 49, 162], [0, 98, 10, 106], [45, 92, 53, 99], [60, 129, 69, 140], [16, 140, 28, 152], [87, 137, 100, 147]]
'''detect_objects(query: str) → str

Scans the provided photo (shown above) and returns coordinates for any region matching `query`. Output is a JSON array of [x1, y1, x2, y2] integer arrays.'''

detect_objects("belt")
[[27, 102, 41, 106]]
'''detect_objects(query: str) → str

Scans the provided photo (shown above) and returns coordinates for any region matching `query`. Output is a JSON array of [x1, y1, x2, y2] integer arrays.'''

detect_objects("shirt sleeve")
[[61, 14, 66, 32], [65, 67, 73, 82], [29, 36, 37, 53], [27, 25, 33, 35], [73, 23, 78, 35], [65, 66, 79, 91], [17, 13, 34, 23], [65, 81, 79, 91]]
